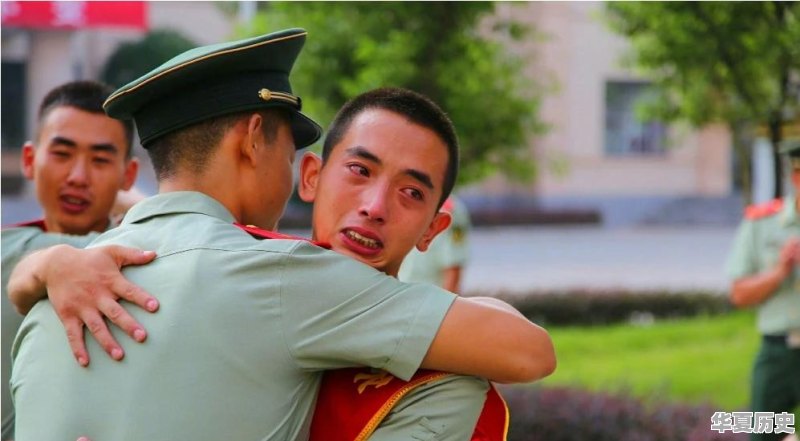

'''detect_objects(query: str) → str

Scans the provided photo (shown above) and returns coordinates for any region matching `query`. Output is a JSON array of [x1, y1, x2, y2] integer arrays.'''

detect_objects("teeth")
[[64, 197, 85, 205], [346, 230, 379, 248]]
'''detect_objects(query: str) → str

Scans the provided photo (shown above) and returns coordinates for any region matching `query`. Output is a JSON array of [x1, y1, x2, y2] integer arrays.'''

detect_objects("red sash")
[[310, 368, 508, 441]]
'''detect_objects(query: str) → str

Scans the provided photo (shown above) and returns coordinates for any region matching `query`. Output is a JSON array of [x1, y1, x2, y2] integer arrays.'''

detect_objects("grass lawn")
[[539, 309, 760, 410]]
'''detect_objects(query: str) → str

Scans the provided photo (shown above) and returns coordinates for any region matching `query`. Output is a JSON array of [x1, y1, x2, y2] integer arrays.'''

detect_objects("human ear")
[[416, 211, 452, 252], [240, 113, 264, 165], [21, 142, 36, 180], [297, 152, 322, 203]]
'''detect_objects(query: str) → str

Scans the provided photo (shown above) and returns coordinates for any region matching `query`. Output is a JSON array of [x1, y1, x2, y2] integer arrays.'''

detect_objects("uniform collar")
[[123, 191, 236, 226], [781, 195, 799, 226], [3, 217, 116, 233], [5, 219, 47, 231]]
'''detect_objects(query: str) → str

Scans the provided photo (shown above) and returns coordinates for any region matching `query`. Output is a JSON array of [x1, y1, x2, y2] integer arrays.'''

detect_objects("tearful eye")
[[348, 164, 369, 176], [405, 188, 424, 201]]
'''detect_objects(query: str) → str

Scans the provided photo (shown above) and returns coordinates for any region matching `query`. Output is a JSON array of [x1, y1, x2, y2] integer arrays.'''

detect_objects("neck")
[[43, 216, 109, 235], [159, 168, 245, 223]]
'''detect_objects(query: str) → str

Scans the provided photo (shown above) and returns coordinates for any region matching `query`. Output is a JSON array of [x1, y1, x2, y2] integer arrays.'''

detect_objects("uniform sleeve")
[[725, 219, 758, 280], [2, 228, 99, 286], [369, 375, 488, 441], [280, 242, 457, 381]]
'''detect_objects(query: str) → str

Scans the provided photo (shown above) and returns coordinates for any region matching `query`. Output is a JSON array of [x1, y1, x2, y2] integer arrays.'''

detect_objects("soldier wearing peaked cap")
[[9, 29, 553, 441], [726, 141, 800, 441]]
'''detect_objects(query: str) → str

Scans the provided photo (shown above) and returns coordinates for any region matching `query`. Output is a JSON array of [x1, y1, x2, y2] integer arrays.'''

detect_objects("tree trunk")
[[733, 123, 753, 206], [768, 114, 784, 199]]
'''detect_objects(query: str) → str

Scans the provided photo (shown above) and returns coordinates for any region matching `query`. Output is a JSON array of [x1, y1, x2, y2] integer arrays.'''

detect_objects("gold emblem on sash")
[[353, 371, 394, 394]]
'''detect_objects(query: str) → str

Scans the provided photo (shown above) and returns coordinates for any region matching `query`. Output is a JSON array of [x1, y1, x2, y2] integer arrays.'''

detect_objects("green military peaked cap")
[[104, 28, 322, 148]]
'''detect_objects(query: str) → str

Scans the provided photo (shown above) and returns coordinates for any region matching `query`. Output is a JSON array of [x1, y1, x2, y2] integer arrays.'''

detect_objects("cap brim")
[[291, 111, 322, 149]]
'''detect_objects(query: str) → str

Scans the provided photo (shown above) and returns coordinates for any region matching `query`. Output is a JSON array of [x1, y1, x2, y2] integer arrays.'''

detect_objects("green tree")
[[244, 2, 546, 185], [101, 30, 196, 88], [606, 2, 800, 201]]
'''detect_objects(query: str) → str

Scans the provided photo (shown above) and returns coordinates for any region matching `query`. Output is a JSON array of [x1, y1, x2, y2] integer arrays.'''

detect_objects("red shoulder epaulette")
[[744, 199, 783, 220], [2, 218, 47, 232], [233, 223, 330, 249]]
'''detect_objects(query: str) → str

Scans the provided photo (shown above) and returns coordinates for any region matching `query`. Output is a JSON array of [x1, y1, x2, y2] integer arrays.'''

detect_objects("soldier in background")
[[399, 195, 472, 293], [1, 80, 139, 440], [726, 142, 800, 441]]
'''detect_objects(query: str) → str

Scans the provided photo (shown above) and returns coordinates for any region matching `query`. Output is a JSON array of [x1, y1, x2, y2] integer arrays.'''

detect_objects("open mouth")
[[59, 195, 90, 214], [345, 229, 382, 249]]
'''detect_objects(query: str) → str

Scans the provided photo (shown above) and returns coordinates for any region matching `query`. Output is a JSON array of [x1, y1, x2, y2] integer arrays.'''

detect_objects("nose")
[[66, 158, 90, 187], [359, 184, 389, 223]]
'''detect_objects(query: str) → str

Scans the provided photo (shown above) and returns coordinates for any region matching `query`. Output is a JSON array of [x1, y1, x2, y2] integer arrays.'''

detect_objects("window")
[[2, 61, 27, 150], [604, 81, 665, 156]]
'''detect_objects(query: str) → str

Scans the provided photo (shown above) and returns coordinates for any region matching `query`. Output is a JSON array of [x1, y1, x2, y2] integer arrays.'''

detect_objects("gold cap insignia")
[[258, 88, 272, 101]]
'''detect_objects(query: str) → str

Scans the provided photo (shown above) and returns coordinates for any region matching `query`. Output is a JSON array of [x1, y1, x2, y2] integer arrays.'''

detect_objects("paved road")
[[462, 225, 738, 295]]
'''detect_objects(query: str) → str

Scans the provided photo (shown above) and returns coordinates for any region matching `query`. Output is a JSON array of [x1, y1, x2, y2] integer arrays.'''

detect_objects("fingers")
[[98, 294, 148, 343], [64, 318, 90, 367], [112, 277, 159, 314], [82, 310, 125, 362], [106, 245, 156, 268]]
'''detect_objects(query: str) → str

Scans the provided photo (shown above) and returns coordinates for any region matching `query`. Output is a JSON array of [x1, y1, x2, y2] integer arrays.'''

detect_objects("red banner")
[[1, 1, 148, 30]]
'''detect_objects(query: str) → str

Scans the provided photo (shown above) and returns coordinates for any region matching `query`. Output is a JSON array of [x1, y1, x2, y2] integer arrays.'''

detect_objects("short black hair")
[[322, 88, 459, 209], [146, 108, 289, 180], [37, 80, 135, 159]]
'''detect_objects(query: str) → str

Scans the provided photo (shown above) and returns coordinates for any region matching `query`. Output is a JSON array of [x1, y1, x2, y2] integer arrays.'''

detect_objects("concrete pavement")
[[461, 225, 738, 295]]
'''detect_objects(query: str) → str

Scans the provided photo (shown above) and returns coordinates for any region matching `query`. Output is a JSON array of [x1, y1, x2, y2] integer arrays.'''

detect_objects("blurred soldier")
[[0, 80, 138, 440], [399, 195, 472, 293], [726, 142, 800, 441]]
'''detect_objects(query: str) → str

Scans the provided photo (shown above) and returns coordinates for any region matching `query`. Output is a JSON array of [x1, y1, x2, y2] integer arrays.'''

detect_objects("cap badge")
[[258, 88, 273, 101]]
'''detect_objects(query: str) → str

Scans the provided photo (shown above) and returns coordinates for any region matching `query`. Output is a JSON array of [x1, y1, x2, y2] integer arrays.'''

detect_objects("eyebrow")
[[50, 136, 120, 155], [345, 146, 435, 190]]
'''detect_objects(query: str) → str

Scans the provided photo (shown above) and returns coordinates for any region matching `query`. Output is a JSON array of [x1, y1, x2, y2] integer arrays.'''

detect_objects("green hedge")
[[475, 290, 733, 326], [501, 385, 747, 441]]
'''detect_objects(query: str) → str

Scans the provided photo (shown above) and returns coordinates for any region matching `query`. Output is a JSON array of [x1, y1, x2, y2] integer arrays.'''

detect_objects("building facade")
[[1, 1, 737, 226]]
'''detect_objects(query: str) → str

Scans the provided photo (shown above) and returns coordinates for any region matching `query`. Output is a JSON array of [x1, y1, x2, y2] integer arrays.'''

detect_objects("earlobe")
[[416, 211, 452, 252], [21, 142, 36, 180], [298, 152, 322, 203]]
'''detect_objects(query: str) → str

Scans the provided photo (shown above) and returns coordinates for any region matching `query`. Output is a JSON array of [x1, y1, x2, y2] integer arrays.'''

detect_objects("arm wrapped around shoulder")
[[420, 296, 556, 384]]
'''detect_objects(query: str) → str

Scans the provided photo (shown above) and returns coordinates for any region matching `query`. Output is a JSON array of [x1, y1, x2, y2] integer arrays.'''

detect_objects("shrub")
[[501, 385, 747, 441], [476, 289, 734, 326]]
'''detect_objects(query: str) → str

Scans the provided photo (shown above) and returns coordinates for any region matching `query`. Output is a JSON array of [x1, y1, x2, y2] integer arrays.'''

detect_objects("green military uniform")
[[1, 221, 99, 440], [366, 375, 489, 440], [11, 192, 457, 440], [726, 195, 800, 441], [399, 196, 472, 288]]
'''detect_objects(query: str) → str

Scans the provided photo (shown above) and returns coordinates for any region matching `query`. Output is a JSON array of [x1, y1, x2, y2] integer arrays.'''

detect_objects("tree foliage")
[[606, 2, 800, 199], [101, 30, 196, 88], [244, 2, 545, 185]]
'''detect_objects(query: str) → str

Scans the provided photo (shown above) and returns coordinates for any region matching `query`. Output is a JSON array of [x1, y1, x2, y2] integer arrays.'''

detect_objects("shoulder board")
[[744, 199, 783, 220], [233, 223, 330, 249], [2, 218, 47, 231]]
